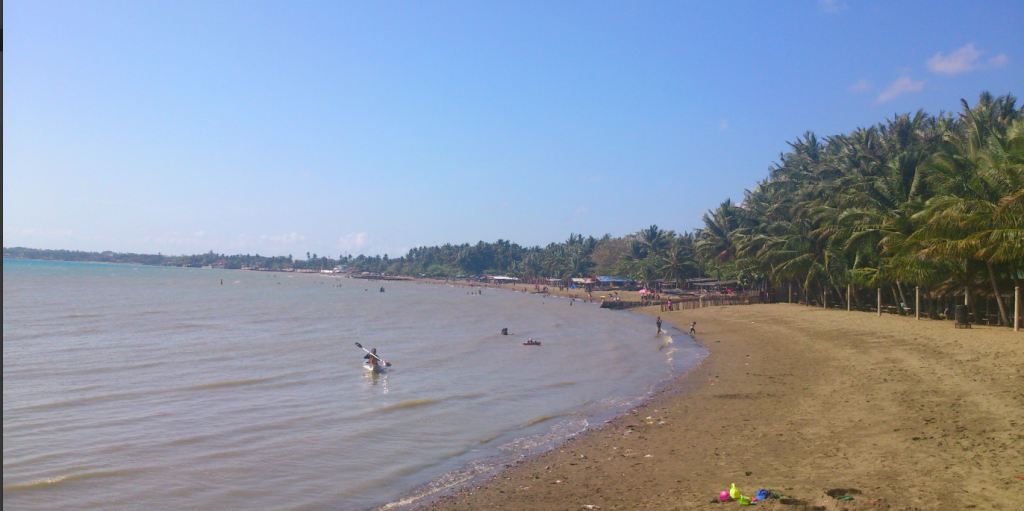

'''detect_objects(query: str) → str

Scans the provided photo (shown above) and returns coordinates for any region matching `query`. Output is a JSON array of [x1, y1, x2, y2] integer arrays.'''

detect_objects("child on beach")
[[689, 321, 696, 335], [656, 316, 662, 335]]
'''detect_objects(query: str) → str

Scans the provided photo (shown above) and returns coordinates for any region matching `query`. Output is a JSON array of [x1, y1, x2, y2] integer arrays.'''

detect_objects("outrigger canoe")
[[522, 341, 542, 346]]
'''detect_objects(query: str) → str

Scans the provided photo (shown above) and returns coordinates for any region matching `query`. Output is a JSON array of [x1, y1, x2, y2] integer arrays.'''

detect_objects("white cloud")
[[568, 206, 589, 221], [260, 232, 305, 245], [876, 76, 926, 103], [338, 232, 369, 251], [718, 118, 729, 132], [987, 53, 1009, 68], [817, 0, 847, 13], [926, 43, 1008, 75], [850, 79, 873, 94]]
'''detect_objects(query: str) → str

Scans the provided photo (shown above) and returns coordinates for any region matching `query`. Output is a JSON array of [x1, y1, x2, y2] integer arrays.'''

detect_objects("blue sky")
[[4, 1, 1022, 257]]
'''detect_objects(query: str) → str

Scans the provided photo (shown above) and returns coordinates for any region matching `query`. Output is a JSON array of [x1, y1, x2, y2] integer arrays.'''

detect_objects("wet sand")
[[416, 302, 1023, 510]]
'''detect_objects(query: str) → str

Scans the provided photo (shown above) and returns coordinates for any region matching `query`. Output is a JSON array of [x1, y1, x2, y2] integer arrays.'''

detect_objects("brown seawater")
[[3, 259, 705, 510]]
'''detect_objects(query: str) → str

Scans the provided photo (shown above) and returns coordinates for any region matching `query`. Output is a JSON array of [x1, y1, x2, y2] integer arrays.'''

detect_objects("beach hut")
[[596, 276, 634, 290], [546, 277, 566, 288], [692, 279, 739, 294], [487, 275, 520, 285], [570, 277, 596, 292]]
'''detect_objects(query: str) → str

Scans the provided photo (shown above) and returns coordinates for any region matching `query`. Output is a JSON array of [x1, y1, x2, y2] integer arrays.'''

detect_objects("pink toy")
[[719, 490, 731, 502]]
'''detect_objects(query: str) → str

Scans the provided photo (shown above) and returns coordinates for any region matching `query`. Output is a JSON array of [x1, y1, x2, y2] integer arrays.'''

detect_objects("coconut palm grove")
[[6, 92, 1022, 326]]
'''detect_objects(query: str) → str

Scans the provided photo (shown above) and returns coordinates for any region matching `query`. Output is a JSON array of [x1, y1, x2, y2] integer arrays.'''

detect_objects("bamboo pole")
[[916, 286, 920, 320], [847, 284, 851, 312], [877, 288, 882, 317], [1015, 286, 1020, 332]]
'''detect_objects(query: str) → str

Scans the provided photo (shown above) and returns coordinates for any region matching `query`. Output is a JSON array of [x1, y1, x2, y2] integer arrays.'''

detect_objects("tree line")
[[2, 248, 337, 271], [360, 91, 1022, 328], [695, 92, 1021, 326], [6, 92, 1020, 324]]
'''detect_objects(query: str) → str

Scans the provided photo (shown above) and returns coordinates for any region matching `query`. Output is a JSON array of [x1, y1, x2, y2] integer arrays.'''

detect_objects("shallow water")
[[3, 259, 705, 510]]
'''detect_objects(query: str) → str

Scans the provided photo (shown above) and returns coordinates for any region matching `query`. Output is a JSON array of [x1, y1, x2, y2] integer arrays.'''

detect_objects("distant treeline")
[[4, 247, 169, 266], [6, 92, 1021, 324], [3, 247, 327, 271]]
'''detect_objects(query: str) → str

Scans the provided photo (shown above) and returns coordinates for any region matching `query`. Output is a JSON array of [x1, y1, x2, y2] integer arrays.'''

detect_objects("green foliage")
[[690, 92, 1022, 324]]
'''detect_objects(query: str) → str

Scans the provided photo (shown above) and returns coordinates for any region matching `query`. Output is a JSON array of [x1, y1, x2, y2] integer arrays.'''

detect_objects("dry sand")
[[415, 302, 1023, 511]]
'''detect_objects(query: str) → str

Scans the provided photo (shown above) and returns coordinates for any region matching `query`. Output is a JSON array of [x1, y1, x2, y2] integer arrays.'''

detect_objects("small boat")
[[363, 363, 386, 373], [522, 341, 542, 346]]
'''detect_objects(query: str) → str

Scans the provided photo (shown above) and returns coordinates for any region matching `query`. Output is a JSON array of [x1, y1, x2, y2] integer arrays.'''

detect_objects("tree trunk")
[[987, 262, 1009, 326], [927, 291, 940, 320], [896, 281, 910, 316], [852, 287, 864, 311], [967, 286, 982, 324], [891, 285, 905, 315], [833, 284, 847, 310]]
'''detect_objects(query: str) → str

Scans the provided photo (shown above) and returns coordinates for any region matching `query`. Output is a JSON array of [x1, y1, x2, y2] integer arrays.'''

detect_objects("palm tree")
[[696, 199, 740, 265], [658, 238, 698, 288], [639, 225, 672, 257], [911, 95, 1022, 325]]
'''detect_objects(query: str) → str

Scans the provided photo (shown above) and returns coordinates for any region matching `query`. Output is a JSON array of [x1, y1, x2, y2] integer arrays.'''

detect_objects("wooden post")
[[965, 287, 969, 306], [788, 282, 792, 304], [847, 284, 851, 312], [877, 288, 882, 317], [823, 288, 827, 309], [1015, 286, 1020, 332], [916, 286, 920, 320]]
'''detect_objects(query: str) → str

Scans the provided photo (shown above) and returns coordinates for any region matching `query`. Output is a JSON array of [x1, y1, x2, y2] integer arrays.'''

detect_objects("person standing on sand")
[[689, 321, 696, 335], [656, 316, 662, 335]]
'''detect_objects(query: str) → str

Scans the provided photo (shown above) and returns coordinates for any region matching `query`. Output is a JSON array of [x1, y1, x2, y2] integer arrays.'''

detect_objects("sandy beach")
[[417, 301, 1023, 510]]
